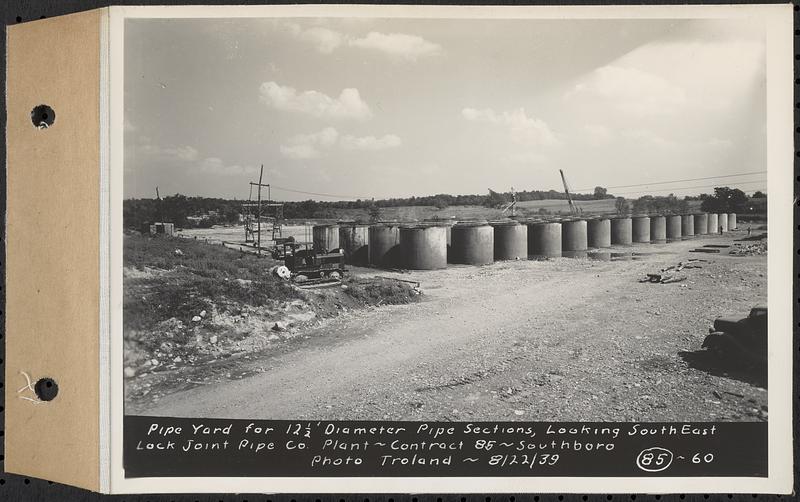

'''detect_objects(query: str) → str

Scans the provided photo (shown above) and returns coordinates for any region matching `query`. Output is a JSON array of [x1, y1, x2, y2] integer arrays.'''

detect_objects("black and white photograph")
[[122, 11, 776, 424]]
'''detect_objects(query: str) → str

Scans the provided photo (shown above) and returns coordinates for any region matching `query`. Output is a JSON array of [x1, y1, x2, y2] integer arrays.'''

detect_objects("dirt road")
[[137, 232, 767, 421]]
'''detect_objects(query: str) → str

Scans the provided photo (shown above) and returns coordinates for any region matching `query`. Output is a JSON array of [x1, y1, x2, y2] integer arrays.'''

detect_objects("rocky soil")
[[130, 230, 769, 422]]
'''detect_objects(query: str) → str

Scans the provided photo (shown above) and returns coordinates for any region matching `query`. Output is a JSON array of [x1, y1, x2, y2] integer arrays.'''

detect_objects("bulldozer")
[[273, 241, 346, 283]]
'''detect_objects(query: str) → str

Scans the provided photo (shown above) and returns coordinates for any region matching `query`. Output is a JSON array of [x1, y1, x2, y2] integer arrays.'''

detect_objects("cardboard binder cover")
[[5, 9, 106, 492]]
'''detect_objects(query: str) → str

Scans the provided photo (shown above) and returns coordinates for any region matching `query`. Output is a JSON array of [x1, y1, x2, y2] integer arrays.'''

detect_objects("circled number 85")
[[636, 447, 673, 472]]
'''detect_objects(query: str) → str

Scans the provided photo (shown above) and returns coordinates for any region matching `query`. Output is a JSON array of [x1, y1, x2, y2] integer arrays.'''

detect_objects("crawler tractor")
[[280, 241, 346, 283]]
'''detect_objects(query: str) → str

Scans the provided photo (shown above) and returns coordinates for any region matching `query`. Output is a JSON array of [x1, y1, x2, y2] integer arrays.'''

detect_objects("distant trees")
[[614, 197, 630, 215], [751, 190, 766, 199], [484, 189, 508, 208], [699, 187, 749, 213], [123, 184, 628, 229], [631, 194, 688, 215], [432, 195, 449, 210]]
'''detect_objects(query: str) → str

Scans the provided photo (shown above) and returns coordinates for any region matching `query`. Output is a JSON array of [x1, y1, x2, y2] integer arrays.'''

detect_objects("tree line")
[[124, 186, 765, 230]]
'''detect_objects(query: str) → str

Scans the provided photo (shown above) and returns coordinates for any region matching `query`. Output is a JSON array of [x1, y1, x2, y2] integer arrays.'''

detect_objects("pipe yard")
[[126, 208, 768, 421], [184, 211, 741, 269]]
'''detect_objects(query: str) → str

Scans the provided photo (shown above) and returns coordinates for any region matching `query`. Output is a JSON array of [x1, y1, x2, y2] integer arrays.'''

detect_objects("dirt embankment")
[[123, 233, 419, 410], [133, 231, 768, 422]]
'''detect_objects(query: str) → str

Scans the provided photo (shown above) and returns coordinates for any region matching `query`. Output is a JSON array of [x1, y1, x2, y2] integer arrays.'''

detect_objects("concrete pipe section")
[[527, 220, 562, 258], [339, 223, 369, 265], [312, 224, 339, 253], [368, 224, 401, 268], [561, 218, 588, 258], [650, 216, 667, 244], [424, 218, 455, 247], [450, 221, 494, 265], [632, 215, 650, 244], [490, 220, 527, 261], [707, 213, 718, 235], [729, 213, 737, 230], [719, 213, 729, 233], [399, 224, 447, 270], [610, 217, 632, 246], [694, 213, 708, 236], [680, 214, 695, 240], [666, 215, 682, 242], [587, 217, 611, 249]]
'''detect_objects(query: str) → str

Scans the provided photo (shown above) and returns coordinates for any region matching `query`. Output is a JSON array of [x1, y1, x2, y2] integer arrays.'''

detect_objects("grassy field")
[[124, 233, 301, 333]]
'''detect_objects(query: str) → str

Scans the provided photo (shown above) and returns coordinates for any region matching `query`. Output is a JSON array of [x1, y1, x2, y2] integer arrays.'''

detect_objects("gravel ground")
[[133, 230, 768, 422]]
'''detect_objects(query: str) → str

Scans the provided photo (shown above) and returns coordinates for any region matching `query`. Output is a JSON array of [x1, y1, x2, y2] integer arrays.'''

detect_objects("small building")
[[148, 222, 175, 236]]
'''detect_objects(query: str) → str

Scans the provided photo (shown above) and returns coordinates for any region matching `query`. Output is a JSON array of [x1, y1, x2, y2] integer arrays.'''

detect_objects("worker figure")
[[719, 225, 723, 235], [747, 225, 752, 236]]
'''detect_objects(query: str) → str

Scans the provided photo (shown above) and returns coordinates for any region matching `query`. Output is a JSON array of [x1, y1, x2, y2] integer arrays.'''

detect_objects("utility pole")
[[249, 165, 269, 255]]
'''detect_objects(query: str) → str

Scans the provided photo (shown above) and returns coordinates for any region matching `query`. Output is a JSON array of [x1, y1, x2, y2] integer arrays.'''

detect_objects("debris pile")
[[729, 241, 767, 256], [640, 259, 705, 284]]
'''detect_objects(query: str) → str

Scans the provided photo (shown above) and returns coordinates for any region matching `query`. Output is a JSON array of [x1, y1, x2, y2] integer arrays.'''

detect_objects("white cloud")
[[285, 23, 344, 54], [567, 65, 686, 116], [349, 32, 442, 61], [197, 157, 259, 176], [340, 134, 402, 151], [167, 145, 200, 162], [285, 23, 441, 61], [280, 127, 402, 159], [259, 81, 372, 120], [461, 107, 559, 147], [280, 127, 340, 159]]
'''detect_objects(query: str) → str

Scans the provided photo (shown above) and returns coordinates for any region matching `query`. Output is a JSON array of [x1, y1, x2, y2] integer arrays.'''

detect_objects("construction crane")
[[559, 169, 581, 216]]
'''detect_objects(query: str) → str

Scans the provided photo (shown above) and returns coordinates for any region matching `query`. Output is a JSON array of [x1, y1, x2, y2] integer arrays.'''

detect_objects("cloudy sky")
[[123, 16, 767, 201]]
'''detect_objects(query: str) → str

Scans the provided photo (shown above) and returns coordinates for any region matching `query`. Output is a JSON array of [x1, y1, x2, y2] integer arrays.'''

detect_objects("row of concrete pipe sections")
[[312, 213, 738, 271]]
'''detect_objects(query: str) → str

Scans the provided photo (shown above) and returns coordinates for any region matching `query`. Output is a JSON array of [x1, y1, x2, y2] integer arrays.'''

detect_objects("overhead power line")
[[262, 171, 767, 202], [269, 185, 371, 201], [573, 170, 767, 193], [611, 179, 766, 196]]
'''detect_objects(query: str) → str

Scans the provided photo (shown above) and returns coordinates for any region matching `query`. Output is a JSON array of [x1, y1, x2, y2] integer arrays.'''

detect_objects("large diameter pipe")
[[694, 213, 708, 236], [729, 213, 737, 230], [680, 214, 695, 240], [491, 221, 527, 261], [368, 224, 400, 268], [611, 217, 632, 246], [650, 216, 667, 244], [450, 223, 494, 265], [719, 213, 729, 233], [707, 213, 718, 235], [312, 224, 339, 253], [399, 225, 447, 270], [339, 224, 369, 265], [666, 215, 682, 242], [528, 221, 562, 258], [587, 218, 611, 248], [562, 219, 588, 258], [632, 216, 650, 243]]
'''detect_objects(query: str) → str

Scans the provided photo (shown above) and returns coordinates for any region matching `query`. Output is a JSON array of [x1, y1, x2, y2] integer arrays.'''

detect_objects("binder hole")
[[34, 377, 58, 401], [31, 104, 55, 129]]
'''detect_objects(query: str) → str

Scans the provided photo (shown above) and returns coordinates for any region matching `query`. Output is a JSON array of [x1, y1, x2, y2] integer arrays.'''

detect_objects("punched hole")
[[31, 104, 55, 129], [34, 377, 58, 401]]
